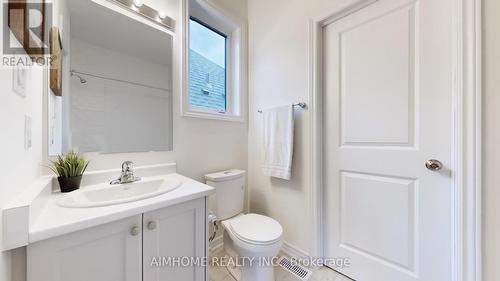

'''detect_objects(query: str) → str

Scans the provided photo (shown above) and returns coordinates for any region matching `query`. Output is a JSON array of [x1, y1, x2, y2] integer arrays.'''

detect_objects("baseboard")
[[280, 241, 321, 270], [280, 240, 311, 259], [211, 238, 310, 258], [209, 238, 318, 269]]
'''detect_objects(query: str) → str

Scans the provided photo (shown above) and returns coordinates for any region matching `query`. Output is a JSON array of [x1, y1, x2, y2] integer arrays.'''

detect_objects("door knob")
[[130, 226, 140, 236], [147, 221, 157, 230], [425, 159, 443, 171]]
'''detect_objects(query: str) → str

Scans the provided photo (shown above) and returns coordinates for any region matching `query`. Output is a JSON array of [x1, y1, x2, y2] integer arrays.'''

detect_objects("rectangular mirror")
[[48, 0, 174, 155]]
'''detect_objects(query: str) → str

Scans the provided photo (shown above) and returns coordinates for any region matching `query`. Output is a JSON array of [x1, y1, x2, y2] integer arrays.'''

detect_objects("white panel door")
[[27, 216, 142, 281], [323, 0, 453, 280], [143, 198, 206, 281]]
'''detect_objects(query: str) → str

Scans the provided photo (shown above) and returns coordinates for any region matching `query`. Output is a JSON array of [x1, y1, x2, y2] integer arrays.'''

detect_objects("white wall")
[[0, 58, 44, 281], [176, 0, 248, 183], [482, 0, 500, 279], [247, 0, 353, 255], [0, 4, 68, 281]]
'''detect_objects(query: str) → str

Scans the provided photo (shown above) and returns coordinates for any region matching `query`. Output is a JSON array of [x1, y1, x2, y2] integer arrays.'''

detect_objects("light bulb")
[[133, 0, 143, 7], [158, 11, 166, 20]]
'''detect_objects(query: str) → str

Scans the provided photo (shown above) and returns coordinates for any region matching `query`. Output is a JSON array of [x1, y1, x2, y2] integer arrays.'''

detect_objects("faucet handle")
[[122, 161, 134, 172]]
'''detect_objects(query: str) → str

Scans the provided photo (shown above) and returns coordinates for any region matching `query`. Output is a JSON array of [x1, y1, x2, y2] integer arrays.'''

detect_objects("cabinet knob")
[[147, 221, 157, 230], [130, 226, 140, 236]]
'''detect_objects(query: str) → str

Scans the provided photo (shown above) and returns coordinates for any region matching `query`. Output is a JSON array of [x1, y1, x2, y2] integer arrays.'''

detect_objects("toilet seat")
[[226, 213, 283, 245]]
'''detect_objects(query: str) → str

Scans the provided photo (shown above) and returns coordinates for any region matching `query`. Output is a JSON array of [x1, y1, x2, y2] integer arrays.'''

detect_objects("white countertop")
[[29, 173, 214, 243]]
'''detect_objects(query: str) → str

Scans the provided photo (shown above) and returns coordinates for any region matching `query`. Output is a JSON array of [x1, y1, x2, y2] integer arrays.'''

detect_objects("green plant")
[[49, 151, 90, 178]]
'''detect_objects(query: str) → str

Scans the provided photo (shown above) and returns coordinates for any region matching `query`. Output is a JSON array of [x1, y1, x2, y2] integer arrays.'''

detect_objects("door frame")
[[308, 0, 482, 280]]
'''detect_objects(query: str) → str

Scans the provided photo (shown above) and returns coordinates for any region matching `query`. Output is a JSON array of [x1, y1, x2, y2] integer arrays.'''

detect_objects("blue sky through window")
[[189, 20, 226, 67]]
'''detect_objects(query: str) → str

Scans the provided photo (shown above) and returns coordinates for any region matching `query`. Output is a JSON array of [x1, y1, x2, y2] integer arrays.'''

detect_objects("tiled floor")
[[209, 249, 353, 281]]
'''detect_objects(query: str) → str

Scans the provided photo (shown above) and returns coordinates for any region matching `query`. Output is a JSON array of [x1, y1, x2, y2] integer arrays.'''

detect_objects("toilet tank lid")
[[205, 169, 246, 182]]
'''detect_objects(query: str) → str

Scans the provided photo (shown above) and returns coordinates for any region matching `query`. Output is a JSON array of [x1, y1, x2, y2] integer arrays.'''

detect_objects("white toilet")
[[205, 170, 283, 281]]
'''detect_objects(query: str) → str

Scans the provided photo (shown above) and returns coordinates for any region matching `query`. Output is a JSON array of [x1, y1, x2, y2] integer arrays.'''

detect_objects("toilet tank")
[[205, 170, 246, 220]]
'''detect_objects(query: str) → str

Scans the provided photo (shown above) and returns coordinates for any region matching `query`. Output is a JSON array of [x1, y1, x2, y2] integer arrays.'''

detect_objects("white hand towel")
[[261, 105, 294, 180]]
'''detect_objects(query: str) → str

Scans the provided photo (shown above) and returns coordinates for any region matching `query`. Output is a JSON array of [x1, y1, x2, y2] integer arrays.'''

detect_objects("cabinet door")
[[27, 215, 142, 281], [143, 198, 206, 281]]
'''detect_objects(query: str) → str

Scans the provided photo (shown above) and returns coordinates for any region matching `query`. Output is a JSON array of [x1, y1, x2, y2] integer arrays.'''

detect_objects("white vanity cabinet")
[[27, 215, 143, 281], [27, 198, 206, 281], [143, 198, 206, 281]]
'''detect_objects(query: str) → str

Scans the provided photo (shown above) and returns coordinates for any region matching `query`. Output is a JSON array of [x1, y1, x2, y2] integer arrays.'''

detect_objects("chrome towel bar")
[[257, 102, 307, 113]]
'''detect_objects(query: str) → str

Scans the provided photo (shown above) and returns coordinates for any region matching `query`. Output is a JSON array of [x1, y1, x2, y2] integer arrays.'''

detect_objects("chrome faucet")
[[110, 161, 141, 185]]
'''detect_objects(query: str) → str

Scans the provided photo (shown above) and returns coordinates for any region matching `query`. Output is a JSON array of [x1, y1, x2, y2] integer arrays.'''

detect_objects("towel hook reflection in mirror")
[[70, 70, 87, 84]]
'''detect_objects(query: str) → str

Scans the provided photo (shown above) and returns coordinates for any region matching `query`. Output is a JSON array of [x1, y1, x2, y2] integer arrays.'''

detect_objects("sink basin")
[[57, 177, 182, 208]]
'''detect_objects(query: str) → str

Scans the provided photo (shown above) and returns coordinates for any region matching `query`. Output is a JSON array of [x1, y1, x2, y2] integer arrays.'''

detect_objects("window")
[[183, 0, 246, 122], [189, 18, 227, 113]]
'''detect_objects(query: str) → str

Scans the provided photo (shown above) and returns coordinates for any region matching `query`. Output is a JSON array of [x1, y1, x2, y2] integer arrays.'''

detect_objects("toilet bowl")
[[221, 214, 283, 281], [205, 170, 284, 281]]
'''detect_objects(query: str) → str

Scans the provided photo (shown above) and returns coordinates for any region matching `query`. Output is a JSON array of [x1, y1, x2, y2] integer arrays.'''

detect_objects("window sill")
[[182, 110, 245, 123]]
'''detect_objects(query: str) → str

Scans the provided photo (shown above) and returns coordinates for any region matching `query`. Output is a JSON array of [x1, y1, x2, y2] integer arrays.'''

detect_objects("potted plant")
[[49, 151, 90, 193]]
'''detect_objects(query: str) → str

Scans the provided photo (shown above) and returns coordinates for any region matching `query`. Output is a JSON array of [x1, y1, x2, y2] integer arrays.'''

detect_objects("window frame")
[[182, 0, 247, 122], [188, 16, 228, 113]]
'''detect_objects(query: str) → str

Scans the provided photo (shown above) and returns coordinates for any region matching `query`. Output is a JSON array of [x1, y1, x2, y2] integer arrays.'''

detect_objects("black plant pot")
[[58, 176, 82, 193]]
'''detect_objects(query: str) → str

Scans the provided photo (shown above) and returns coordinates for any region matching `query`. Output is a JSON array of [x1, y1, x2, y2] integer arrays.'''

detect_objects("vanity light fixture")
[[113, 0, 175, 30]]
